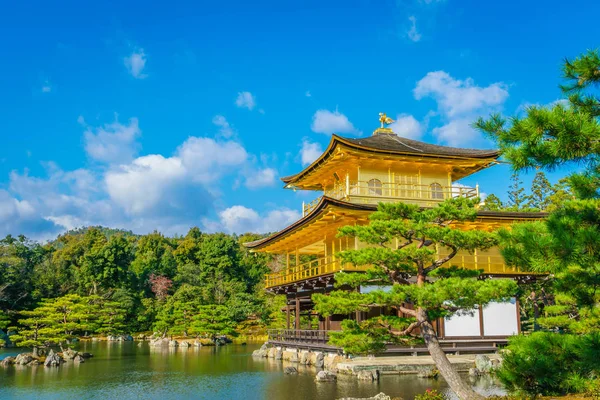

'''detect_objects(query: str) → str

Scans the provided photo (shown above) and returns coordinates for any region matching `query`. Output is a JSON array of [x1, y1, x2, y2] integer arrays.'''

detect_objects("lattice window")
[[368, 179, 382, 196], [431, 182, 444, 200]]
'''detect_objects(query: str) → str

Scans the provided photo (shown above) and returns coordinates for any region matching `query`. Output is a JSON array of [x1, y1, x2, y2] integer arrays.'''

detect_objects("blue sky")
[[0, 0, 596, 240]]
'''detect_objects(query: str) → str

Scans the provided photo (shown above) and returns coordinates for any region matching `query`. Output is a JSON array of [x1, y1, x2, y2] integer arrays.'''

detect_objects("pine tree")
[[190, 305, 237, 341], [11, 294, 97, 354], [527, 171, 553, 210], [480, 193, 504, 211], [475, 49, 600, 199], [94, 299, 127, 336], [507, 173, 526, 210], [312, 198, 517, 400]]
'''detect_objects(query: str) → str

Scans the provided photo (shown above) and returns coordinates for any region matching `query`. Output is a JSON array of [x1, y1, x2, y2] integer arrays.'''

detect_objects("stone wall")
[[252, 343, 347, 372]]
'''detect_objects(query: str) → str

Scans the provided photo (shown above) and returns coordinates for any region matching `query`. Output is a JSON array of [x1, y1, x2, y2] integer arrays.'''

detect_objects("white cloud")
[[177, 137, 247, 184], [432, 118, 482, 147], [105, 155, 187, 215], [413, 71, 509, 147], [84, 117, 141, 164], [213, 205, 300, 234], [300, 139, 323, 166], [124, 49, 147, 79], [414, 71, 508, 117], [311, 109, 360, 135], [212, 115, 235, 138], [41, 81, 52, 93], [407, 16, 422, 42], [0, 114, 285, 240], [244, 167, 277, 189], [235, 91, 257, 110], [388, 114, 423, 139]]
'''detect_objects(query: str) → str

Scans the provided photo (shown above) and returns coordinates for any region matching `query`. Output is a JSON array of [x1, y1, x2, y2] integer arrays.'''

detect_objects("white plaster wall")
[[444, 309, 481, 337], [482, 299, 518, 336]]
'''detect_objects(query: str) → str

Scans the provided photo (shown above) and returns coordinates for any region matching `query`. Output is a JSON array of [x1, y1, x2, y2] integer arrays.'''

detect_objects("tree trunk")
[[416, 307, 484, 400]]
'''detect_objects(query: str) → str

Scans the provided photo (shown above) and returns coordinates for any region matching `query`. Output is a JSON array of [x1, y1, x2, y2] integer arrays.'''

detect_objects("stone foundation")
[[253, 343, 347, 372]]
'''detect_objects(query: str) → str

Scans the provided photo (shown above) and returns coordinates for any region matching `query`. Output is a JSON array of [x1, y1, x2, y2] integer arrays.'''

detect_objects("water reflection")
[[0, 342, 505, 400]]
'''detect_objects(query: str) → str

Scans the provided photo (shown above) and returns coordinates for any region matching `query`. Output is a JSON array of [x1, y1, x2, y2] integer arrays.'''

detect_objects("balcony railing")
[[302, 180, 479, 216], [267, 329, 331, 345], [264, 253, 522, 288], [265, 256, 369, 288]]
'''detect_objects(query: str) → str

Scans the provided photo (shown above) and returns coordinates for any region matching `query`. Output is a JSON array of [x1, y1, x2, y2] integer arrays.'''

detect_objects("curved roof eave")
[[281, 134, 501, 186], [244, 197, 545, 251]]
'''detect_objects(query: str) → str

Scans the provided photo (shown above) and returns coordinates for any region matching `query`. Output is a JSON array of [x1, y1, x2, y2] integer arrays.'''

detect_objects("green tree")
[[475, 49, 600, 395], [153, 284, 203, 336], [0, 310, 10, 346], [190, 305, 237, 341], [131, 232, 177, 281], [507, 173, 527, 210], [527, 171, 554, 210], [94, 298, 127, 336], [312, 198, 517, 400], [480, 193, 504, 211], [498, 200, 600, 333], [475, 50, 600, 199]]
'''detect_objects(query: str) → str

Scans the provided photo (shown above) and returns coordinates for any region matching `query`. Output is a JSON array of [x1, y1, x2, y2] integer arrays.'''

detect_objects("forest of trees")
[[0, 227, 285, 349]]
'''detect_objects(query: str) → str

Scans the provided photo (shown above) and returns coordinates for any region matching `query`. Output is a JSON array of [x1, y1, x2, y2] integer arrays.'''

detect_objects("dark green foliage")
[[527, 171, 553, 210], [329, 317, 419, 356], [1, 226, 284, 343], [507, 173, 527, 210], [475, 49, 600, 199], [191, 305, 237, 340], [498, 199, 600, 333], [497, 332, 600, 396], [480, 193, 504, 211], [414, 390, 446, 400], [313, 198, 518, 355]]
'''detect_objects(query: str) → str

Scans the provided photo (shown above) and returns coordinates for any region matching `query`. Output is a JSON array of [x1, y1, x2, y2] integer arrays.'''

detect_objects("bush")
[[414, 389, 446, 400], [497, 332, 600, 396]]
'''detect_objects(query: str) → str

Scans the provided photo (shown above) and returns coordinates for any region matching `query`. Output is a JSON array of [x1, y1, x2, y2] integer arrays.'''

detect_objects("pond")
[[0, 342, 505, 400]]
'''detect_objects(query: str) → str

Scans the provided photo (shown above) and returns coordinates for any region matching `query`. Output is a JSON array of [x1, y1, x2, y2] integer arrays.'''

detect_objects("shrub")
[[414, 389, 446, 400], [497, 332, 600, 396]]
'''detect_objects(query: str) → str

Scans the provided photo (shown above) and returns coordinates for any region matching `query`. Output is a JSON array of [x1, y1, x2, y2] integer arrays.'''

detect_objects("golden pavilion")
[[245, 114, 543, 349]]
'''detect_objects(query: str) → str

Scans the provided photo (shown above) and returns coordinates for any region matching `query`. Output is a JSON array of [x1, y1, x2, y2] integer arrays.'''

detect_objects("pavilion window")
[[367, 179, 382, 196], [430, 183, 444, 200]]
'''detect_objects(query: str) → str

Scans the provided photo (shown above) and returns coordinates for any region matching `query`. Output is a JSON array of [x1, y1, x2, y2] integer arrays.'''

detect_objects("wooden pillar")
[[516, 298, 522, 334], [325, 316, 330, 331], [478, 305, 485, 338], [286, 304, 291, 329], [295, 297, 300, 331], [345, 172, 350, 197]]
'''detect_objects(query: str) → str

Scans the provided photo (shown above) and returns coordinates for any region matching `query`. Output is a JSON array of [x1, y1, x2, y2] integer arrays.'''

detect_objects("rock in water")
[[469, 367, 481, 376], [315, 370, 337, 382], [1, 356, 15, 367], [275, 348, 283, 360], [14, 353, 33, 365], [356, 369, 380, 381], [416, 366, 439, 378], [284, 366, 298, 374], [180, 341, 190, 348], [44, 350, 63, 367], [80, 352, 93, 358], [300, 352, 310, 365], [337, 393, 392, 400], [168, 340, 178, 347], [62, 348, 77, 360], [314, 352, 325, 368], [474, 355, 493, 373], [73, 355, 85, 364]]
